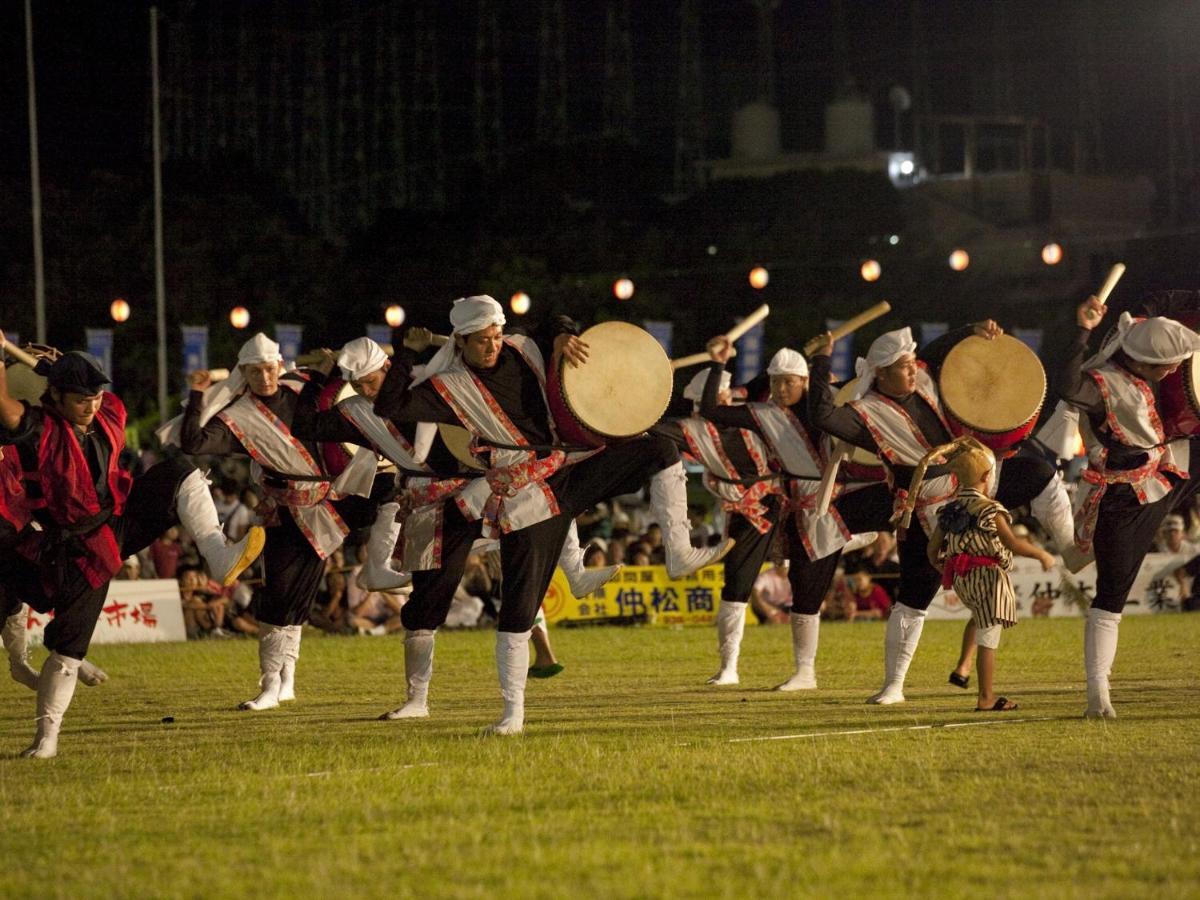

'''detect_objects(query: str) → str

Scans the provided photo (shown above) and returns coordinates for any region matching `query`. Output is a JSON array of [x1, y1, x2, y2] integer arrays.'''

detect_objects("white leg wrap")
[[176, 469, 265, 586], [869, 604, 925, 705], [358, 502, 411, 591], [3, 610, 39, 690], [1085, 608, 1120, 719], [239, 623, 287, 711], [559, 520, 622, 598], [77, 658, 109, 687], [381, 630, 435, 720], [277, 625, 302, 702], [1030, 473, 1076, 557], [21, 653, 81, 759], [706, 601, 746, 685], [649, 462, 735, 578], [775, 612, 819, 691], [485, 630, 530, 736]]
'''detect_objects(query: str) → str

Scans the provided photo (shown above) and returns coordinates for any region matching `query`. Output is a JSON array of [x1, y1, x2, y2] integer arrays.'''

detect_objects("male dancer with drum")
[[697, 342, 887, 690], [1059, 296, 1200, 718], [290, 335, 620, 597], [0, 336, 264, 757], [807, 322, 1075, 704], [178, 333, 380, 712], [372, 295, 732, 734]]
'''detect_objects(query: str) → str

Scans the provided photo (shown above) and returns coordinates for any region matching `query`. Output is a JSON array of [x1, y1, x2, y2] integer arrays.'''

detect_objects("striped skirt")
[[951, 567, 1018, 629]]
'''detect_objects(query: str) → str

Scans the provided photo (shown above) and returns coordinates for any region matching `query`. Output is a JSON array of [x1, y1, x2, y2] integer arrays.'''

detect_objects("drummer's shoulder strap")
[[1086, 364, 1164, 449]]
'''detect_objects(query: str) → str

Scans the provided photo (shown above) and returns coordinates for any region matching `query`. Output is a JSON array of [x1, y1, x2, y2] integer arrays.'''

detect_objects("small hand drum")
[[3, 343, 61, 406]]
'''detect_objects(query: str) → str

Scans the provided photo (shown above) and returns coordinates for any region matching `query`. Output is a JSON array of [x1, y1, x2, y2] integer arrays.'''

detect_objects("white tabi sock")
[[21, 652, 82, 759], [706, 601, 746, 685], [649, 462, 736, 578], [775, 612, 820, 691], [380, 630, 435, 720], [485, 630, 530, 736], [1085, 607, 1121, 719], [559, 520, 622, 598], [239, 623, 288, 711], [358, 502, 411, 591], [869, 604, 925, 705], [277, 625, 302, 702]]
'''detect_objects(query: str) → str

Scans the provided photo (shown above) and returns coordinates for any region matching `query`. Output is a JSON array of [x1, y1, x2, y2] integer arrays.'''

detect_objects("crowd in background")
[[112, 451, 1200, 640]]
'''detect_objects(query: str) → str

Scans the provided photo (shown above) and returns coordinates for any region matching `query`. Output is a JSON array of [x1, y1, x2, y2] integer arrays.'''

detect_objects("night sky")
[[2, 1, 1195, 186]]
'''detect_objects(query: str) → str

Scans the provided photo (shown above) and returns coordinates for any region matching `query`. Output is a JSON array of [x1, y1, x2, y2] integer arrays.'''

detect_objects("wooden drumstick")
[[670, 306, 768, 370], [1095, 263, 1126, 306], [208, 368, 230, 382], [803, 301, 892, 356], [1, 341, 39, 368]]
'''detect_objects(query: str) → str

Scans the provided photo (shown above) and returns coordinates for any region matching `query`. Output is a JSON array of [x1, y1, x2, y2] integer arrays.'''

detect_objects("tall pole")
[[151, 7, 168, 423], [24, 0, 46, 343]]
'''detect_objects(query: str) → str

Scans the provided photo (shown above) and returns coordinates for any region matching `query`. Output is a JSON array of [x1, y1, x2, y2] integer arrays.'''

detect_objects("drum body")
[[1156, 312, 1200, 437], [316, 378, 355, 476], [3, 344, 60, 406], [833, 379, 886, 482], [939, 335, 1046, 451], [545, 322, 673, 447]]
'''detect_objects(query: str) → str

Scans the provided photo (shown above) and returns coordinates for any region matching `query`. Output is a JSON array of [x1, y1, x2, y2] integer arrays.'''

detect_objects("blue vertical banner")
[[1012, 327, 1043, 355], [366, 324, 391, 347], [919, 322, 949, 347], [826, 319, 855, 382], [85, 328, 114, 382], [734, 320, 765, 385], [180, 325, 209, 381], [642, 320, 674, 357], [275, 323, 304, 364]]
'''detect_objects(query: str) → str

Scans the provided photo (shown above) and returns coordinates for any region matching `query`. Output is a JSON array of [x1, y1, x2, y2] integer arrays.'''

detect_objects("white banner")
[[926, 552, 1189, 620], [21, 579, 187, 647]]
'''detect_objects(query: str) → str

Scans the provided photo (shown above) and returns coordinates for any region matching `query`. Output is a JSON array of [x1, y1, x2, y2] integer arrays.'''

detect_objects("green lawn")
[[2, 615, 1198, 899]]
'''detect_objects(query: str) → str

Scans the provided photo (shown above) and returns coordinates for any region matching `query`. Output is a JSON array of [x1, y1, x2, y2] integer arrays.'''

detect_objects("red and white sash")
[[679, 417, 781, 535]]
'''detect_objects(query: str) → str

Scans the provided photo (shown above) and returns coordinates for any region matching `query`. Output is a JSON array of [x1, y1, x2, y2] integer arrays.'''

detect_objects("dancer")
[[926, 441, 1055, 712], [176, 333, 377, 712], [0, 338, 263, 757], [808, 322, 1073, 704], [698, 341, 886, 691], [372, 296, 733, 734], [1059, 295, 1200, 717]]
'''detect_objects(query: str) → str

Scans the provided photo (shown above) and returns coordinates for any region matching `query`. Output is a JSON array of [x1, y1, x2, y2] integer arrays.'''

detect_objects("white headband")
[[412, 295, 507, 387], [767, 347, 809, 378], [853, 327, 917, 399], [1086, 311, 1200, 369], [338, 337, 389, 382], [237, 333, 283, 366]]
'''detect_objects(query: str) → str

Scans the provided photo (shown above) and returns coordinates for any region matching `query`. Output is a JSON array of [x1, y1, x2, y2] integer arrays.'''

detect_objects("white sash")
[[218, 386, 348, 559], [847, 367, 957, 534]]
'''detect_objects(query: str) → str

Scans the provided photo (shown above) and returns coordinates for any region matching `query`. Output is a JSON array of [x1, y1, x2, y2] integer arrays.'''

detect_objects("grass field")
[[2, 615, 1199, 899]]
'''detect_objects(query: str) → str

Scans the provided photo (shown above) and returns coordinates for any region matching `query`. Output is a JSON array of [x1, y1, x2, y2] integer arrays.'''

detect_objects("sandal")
[[528, 663, 565, 679], [975, 696, 1019, 712], [948, 671, 970, 689]]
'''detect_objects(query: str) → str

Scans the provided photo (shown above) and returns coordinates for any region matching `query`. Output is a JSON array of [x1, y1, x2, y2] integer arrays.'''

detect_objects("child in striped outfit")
[[927, 445, 1055, 712]]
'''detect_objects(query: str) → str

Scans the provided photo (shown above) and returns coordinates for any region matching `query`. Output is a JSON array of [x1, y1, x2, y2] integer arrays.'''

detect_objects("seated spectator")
[[310, 548, 351, 634], [225, 582, 259, 636], [846, 533, 901, 603], [845, 566, 891, 621], [178, 565, 231, 639], [626, 541, 652, 566], [345, 545, 407, 634], [149, 526, 184, 580], [750, 560, 791, 624], [115, 555, 141, 581], [1153, 514, 1200, 557], [583, 544, 609, 568], [820, 570, 857, 621]]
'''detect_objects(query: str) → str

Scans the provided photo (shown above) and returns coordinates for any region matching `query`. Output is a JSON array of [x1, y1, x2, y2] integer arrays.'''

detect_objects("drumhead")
[[940, 335, 1046, 433], [833, 378, 883, 467], [438, 423, 485, 471], [559, 322, 672, 439]]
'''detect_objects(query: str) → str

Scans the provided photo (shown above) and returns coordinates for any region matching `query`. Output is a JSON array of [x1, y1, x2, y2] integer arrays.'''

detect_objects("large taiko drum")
[[939, 334, 1046, 451], [314, 378, 398, 476], [833, 379, 887, 482], [3, 343, 61, 406], [438, 423, 486, 472], [546, 322, 673, 448], [1153, 312, 1200, 437]]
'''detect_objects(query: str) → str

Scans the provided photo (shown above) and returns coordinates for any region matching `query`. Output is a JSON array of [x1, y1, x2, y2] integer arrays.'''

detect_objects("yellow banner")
[[544, 564, 753, 626]]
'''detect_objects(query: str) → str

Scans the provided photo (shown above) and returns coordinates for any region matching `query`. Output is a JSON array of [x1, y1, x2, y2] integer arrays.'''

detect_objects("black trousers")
[[1091, 439, 1200, 613], [785, 445, 1058, 615], [257, 493, 379, 627], [402, 435, 679, 634], [0, 457, 194, 659], [721, 495, 785, 604]]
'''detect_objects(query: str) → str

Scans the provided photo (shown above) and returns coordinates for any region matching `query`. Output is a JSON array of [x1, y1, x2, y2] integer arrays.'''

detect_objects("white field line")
[[723, 716, 1055, 744], [305, 762, 439, 777]]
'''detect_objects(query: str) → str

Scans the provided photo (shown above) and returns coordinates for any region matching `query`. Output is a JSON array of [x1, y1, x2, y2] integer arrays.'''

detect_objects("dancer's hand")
[[554, 333, 589, 368], [189, 370, 213, 391], [972, 319, 1004, 340], [707, 336, 733, 364], [403, 327, 434, 352], [1077, 295, 1106, 330]]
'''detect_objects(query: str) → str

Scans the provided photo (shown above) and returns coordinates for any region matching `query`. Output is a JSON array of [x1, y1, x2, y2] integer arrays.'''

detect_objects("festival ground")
[[2, 616, 1197, 898]]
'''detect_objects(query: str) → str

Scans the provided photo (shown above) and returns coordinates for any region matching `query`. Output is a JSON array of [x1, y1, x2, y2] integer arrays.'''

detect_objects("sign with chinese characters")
[[926, 553, 1186, 620], [543, 564, 746, 627], [22, 580, 187, 647]]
